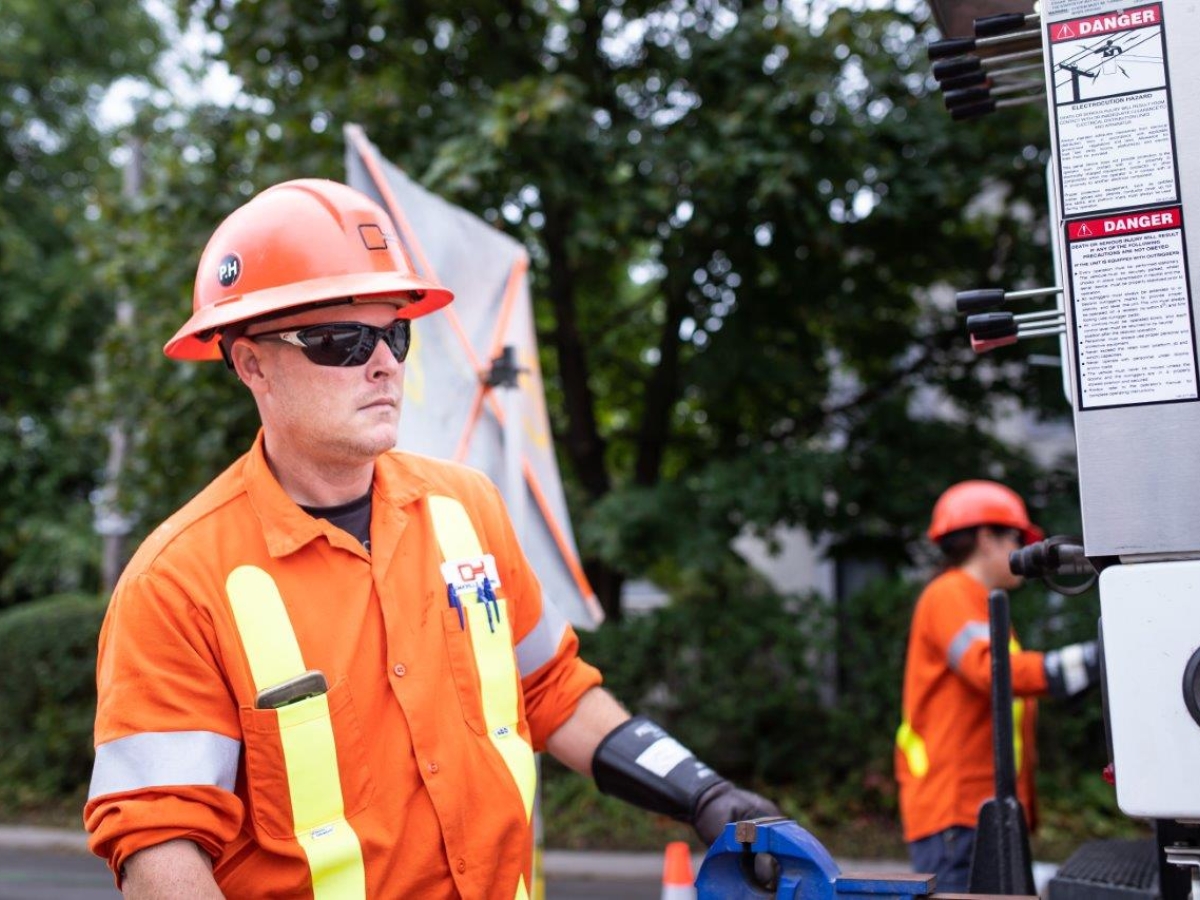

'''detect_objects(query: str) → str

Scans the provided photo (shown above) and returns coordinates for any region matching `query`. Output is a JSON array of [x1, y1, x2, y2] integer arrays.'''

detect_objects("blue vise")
[[696, 817, 935, 900]]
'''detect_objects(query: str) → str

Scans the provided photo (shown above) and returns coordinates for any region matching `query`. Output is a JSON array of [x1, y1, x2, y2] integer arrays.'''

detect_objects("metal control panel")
[[929, 0, 1200, 849], [1042, 2, 1200, 556]]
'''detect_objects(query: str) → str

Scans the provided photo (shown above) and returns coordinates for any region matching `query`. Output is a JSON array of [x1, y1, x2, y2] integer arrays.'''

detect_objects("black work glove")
[[691, 779, 783, 845], [1044, 639, 1101, 698]]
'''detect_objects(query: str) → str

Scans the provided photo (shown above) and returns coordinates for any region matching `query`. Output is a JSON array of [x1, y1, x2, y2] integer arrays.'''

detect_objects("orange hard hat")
[[165, 179, 453, 360], [927, 480, 1043, 545]]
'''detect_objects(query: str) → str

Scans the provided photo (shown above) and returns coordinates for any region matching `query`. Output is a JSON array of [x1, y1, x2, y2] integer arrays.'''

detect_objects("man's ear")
[[229, 338, 266, 386]]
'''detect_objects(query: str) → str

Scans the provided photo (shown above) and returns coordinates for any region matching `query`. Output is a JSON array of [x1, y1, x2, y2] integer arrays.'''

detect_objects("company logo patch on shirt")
[[311, 824, 337, 840], [440, 554, 502, 595]]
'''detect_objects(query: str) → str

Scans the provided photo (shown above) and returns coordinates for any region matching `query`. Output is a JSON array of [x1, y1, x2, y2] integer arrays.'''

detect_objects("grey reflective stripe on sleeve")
[[88, 731, 241, 800], [947, 621, 991, 672], [516, 597, 569, 677]]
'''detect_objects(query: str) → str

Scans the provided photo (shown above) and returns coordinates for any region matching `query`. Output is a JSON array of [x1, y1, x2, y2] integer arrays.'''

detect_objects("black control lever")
[[974, 13, 1039, 38], [956, 286, 1061, 315], [1010, 535, 1102, 595]]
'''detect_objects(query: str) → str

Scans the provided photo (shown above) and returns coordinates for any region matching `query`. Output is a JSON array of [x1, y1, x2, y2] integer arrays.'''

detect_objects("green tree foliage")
[[73, 105, 274, 540], [0, 593, 106, 801], [174, 0, 1070, 618], [0, 1, 162, 604], [0, 4, 1077, 622], [582, 557, 834, 783]]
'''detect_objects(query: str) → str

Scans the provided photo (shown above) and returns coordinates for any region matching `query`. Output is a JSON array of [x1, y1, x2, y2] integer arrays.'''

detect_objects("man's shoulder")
[[923, 567, 974, 593], [122, 456, 251, 575], [915, 568, 985, 618], [381, 450, 498, 499]]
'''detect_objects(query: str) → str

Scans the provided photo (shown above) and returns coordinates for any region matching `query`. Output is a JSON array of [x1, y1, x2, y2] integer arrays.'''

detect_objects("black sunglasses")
[[247, 320, 412, 367]]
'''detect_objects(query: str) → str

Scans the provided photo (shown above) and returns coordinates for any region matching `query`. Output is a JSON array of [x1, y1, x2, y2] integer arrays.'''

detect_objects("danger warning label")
[[1066, 205, 1197, 409], [1069, 207, 1180, 241], [1050, 5, 1161, 42], [1050, 2, 1172, 217]]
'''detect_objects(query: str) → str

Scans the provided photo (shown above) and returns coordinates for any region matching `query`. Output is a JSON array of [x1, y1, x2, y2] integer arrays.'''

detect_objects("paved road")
[[0, 847, 667, 900], [0, 843, 1062, 899], [0, 847, 118, 900], [0, 826, 961, 899]]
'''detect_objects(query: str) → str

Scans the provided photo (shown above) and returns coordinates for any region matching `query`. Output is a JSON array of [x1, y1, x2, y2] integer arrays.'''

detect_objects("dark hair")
[[936, 527, 980, 568], [217, 323, 247, 369], [937, 524, 1019, 569]]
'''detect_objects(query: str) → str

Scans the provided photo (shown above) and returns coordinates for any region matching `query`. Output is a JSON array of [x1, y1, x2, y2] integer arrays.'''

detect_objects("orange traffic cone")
[[661, 841, 697, 900]]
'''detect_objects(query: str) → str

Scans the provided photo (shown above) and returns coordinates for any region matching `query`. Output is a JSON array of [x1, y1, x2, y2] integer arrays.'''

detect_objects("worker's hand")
[[691, 779, 783, 846], [1044, 639, 1101, 698]]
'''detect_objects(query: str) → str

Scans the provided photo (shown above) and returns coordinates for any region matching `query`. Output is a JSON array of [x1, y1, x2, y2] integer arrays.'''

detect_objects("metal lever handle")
[[929, 29, 1042, 61], [974, 12, 1038, 37], [956, 286, 1062, 313]]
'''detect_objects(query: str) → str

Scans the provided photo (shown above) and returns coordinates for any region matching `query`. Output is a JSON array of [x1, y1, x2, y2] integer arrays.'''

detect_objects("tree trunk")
[[586, 558, 626, 623]]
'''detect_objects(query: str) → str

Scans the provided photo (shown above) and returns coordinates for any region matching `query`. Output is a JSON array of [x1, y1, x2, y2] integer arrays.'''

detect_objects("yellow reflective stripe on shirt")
[[464, 599, 537, 818], [1012, 699, 1025, 776], [428, 495, 486, 558], [895, 719, 929, 778], [1009, 636, 1024, 776], [227, 565, 307, 690], [428, 495, 538, 898], [226, 565, 366, 900]]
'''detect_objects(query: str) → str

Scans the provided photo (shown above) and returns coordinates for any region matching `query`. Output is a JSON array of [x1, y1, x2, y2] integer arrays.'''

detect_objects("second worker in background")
[[894, 480, 1101, 894]]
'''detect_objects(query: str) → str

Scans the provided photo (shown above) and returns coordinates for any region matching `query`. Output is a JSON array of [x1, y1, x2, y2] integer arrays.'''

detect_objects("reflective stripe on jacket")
[[894, 568, 1048, 843], [86, 431, 601, 898]]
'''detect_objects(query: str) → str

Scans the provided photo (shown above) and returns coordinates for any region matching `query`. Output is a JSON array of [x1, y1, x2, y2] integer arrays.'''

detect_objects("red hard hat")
[[165, 179, 453, 360], [927, 480, 1043, 545]]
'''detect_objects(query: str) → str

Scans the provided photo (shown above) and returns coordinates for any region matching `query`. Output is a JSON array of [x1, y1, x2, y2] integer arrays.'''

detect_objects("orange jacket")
[[894, 568, 1048, 843], [85, 432, 601, 898]]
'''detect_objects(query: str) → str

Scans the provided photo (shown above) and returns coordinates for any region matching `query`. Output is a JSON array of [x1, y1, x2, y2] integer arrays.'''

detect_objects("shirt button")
[[456, 858, 466, 873], [392, 663, 407, 677], [429, 761, 439, 774]]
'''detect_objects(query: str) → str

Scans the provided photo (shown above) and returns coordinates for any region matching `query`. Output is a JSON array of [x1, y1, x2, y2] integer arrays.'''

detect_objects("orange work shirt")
[[894, 568, 1048, 843], [85, 432, 602, 898]]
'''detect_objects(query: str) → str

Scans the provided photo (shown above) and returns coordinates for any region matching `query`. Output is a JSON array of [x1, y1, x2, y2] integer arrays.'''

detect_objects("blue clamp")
[[695, 817, 935, 900]]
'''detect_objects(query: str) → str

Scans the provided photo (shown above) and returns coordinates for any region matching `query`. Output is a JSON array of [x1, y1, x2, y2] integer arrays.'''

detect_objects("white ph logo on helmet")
[[217, 253, 242, 288]]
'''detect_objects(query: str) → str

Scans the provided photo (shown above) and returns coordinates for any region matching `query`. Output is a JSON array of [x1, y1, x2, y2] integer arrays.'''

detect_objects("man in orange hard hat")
[[84, 179, 779, 898], [894, 480, 1100, 894]]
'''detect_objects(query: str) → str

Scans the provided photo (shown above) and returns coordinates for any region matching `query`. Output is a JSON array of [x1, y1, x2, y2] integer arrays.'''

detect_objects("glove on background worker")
[[593, 716, 782, 844], [1043, 639, 1101, 698]]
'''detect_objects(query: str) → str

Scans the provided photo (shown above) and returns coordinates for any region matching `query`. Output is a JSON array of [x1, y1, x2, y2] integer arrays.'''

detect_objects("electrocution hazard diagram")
[[1051, 6, 1165, 103], [1050, 4, 1172, 217]]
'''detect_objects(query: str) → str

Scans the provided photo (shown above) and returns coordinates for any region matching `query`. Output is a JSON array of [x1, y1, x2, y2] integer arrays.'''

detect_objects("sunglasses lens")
[[295, 321, 411, 367], [382, 320, 411, 363], [295, 324, 375, 366]]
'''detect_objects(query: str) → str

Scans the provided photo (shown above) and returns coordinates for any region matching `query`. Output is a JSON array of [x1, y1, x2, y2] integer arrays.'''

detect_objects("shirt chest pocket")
[[239, 677, 376, 841], [442, 596, 522, 737]]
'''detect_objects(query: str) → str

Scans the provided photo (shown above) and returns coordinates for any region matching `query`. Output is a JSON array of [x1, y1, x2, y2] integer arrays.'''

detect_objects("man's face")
[[235, 302, 407, 468]]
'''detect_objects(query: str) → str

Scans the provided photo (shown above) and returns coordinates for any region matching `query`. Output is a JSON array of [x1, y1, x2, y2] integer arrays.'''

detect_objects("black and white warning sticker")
[[1048, 4, 1175, 217], [1047, 0, 1131, 15], [1066, 206, 1197, 409]]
